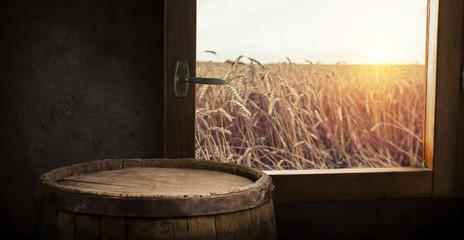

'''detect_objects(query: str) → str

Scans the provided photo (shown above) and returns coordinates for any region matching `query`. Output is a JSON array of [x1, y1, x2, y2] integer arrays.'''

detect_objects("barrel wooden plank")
[[99, 216, 125, 240], [153, 218, 188, 240], [74, 214, 100, 240], [55, 211, 74, 240], [250, 200, 277, 239], [35, 158, 276, 240], [125, 218, 156, 240], [214, 207, 254, 240], [185, 216, 216, 240], [35, 204, 57, 239], [57, 167, 253, 196], [217, 200, 276, 240]]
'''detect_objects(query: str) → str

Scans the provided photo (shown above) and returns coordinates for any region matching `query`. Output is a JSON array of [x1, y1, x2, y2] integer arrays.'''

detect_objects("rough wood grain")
[[432, 0, 464, 196], [125, 218, 156, 240], [99, 216, 125, 240], [458, 1, 464, 195], [424, 0, 439, 170], [36, 204, 276, 240], [58, 167, 253, 196], [37, 158, 272, 217], [35, 204, 57, 239], [153, 218, 188, 240], [268, 168, 432, 203], [215, 206, 254, 240], [35, 158, 277, 239], [214, 200, 277, 240], [252, 199, 277, 239], [185, 216, 216, 240], [164, 0, 196, 158], [55, 211, 74, 240], [74, 214, 99, 240]]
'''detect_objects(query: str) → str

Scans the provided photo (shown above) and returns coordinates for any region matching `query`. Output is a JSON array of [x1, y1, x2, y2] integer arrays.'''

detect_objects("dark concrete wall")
[[0, 0, 164, 238], [0, 1, 463, 239], [275, 198, 464, 239]]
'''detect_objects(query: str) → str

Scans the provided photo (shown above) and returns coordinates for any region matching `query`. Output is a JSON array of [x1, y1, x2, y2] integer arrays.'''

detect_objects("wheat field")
[[195, 56, 425, 170]]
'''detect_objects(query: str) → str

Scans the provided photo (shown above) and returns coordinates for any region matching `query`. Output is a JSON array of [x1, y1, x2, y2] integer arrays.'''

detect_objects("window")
[[195, 0, 427, 171], [164, 0, 464, 202]]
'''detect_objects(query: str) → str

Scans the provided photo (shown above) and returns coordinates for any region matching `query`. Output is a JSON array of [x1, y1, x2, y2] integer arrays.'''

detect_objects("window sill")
[[264, 167, 432, 203]]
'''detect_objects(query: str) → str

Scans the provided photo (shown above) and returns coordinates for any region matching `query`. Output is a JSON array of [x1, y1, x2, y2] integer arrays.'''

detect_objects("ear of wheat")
[[195, 57, 425, 170]]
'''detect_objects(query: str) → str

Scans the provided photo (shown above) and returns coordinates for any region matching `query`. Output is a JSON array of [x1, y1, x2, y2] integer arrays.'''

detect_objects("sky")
[[197, 0, 427, 64]]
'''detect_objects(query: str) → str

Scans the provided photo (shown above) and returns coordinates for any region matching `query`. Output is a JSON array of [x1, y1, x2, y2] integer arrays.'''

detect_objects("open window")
[[196, 0, 426, 171], [164, 0, 464, 203]]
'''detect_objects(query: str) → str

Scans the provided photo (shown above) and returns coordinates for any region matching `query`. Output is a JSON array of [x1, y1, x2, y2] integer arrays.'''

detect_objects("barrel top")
[[37, 158, 274, 217], [58, 167, 254, 197]]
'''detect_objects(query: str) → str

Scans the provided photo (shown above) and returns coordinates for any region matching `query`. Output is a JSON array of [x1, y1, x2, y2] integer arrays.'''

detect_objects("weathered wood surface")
[[36, 158, 273, 217], [164, 0, 196, 158], [429, 0, 464, 196], [35, 158, 276, 239], [424, 0, 438, 170], [35, 200, 276, 240], [267, 167, 432, 203], [58, 167, 253, 196]]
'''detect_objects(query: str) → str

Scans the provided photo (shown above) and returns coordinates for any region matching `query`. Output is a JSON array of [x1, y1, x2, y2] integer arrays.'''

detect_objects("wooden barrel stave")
[[35, 201, 275, 239], [35, 158, 276, 240]]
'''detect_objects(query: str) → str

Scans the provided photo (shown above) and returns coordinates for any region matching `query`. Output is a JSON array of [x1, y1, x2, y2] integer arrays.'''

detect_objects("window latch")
[[175, 60, 228, 98], [461, 69, 464, 93]]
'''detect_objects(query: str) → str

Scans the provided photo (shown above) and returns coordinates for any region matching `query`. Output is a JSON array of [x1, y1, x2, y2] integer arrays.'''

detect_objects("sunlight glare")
[[372, 48, 387, 65]]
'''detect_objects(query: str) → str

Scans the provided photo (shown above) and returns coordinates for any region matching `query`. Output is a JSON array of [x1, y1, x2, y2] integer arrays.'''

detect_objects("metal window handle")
[[175, 60, 228, 98]]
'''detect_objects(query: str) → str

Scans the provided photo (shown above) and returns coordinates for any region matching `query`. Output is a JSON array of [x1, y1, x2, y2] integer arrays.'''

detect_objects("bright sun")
[[372, 48, 387, 64]]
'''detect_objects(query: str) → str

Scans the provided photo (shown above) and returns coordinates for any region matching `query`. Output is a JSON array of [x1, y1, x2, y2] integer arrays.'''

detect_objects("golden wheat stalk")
[[195, 57, 425, 170]]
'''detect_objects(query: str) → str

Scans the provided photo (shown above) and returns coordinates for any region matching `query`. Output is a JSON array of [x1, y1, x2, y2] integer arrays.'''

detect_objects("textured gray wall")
[[275, 198, 464, 239], [0, 0, 164, 238]]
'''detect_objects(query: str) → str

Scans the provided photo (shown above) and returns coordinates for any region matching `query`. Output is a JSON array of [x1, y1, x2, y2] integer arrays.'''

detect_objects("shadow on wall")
[[0, 0, 164, 238], [274, 197, 464, 239]]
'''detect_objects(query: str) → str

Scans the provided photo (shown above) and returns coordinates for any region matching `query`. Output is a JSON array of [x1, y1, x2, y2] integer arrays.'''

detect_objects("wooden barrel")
[[34, 158, 276, 240]]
